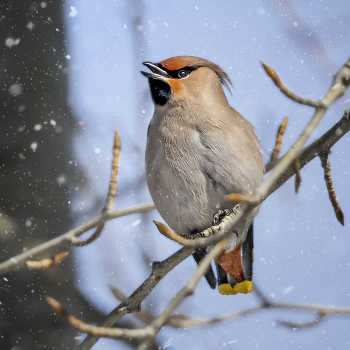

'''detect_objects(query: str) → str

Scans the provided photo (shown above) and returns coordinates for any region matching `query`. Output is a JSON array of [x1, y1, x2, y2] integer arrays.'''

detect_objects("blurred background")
[[1, 0, 350, 349]]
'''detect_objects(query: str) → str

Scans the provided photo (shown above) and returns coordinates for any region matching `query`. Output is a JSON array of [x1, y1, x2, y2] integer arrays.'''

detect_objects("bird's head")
[[141, 55, 232, 106]]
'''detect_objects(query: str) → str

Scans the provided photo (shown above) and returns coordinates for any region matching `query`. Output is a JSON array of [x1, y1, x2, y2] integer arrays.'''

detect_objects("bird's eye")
[[178, 69, 189, 78]]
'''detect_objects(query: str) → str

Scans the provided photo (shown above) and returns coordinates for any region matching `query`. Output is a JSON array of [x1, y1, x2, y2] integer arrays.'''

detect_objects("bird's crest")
[[159, 55, 232, 93]]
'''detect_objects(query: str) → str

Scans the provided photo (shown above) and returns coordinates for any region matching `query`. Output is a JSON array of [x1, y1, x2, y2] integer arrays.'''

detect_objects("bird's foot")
[[189, 229, 201, 239], [212, 209, 232, 225]]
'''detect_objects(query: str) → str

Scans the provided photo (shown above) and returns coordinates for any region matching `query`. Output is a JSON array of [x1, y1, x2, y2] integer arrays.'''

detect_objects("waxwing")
[[141, 56, 264, 295]]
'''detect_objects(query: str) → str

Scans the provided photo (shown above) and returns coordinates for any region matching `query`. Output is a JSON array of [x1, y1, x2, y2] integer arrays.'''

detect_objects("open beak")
[[141, 62, 171, 80]]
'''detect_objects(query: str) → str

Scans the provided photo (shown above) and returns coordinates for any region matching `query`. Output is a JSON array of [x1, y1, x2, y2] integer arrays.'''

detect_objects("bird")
[[141, 56, 264, 295]]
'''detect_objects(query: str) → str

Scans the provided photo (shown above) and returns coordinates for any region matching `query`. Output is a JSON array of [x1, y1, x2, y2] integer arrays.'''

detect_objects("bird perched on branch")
[[141, 56, 263, 295]]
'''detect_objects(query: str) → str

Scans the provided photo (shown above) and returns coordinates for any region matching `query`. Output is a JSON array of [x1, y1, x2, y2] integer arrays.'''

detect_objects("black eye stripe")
[[156, 64, 201, 79]]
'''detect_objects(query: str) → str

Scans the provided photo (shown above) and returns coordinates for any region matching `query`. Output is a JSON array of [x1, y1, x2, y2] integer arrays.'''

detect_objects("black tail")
[[242, 224, 254, 281], [192, 249, 217, 289], [216, 261, 228, 285]]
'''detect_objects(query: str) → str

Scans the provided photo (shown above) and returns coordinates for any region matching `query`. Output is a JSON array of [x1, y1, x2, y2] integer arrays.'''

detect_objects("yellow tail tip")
[[218, 284, 237, 295], [218, 281, 253, 295]]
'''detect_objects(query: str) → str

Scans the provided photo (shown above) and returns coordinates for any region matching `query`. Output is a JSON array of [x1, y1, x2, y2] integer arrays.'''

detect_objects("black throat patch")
[[148, 78, 171, 106]]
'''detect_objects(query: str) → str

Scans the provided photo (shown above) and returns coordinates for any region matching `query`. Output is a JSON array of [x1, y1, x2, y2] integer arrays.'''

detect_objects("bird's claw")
[[212, 209, 232, 225]]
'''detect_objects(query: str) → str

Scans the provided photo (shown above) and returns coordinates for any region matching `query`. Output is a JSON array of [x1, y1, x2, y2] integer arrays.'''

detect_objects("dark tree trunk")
[[0, 1, 94, 349]]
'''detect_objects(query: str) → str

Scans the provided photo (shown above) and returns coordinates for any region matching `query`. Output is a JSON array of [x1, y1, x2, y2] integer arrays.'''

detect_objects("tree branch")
[[71, 131, 121, 246], [270, 113, 289, 162], [48, 278, 350, 348], [46, 296, 154, 339], [47, 241, 224, 347]]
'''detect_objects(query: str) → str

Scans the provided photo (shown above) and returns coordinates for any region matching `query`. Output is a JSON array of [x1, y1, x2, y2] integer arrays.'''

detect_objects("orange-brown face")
[[141, 57, 203, 106]]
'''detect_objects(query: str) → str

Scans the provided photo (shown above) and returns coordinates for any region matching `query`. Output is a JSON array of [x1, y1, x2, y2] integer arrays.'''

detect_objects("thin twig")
[[72, 131, 121, 246], [277, 315, 325, 330], [71, 224, 105, 247], [106, 131, 121, 212], [261, 61, 324, 108], [26, 252, 68, 269], [270, 113, 289, 162], [319, 151, 344, 225]]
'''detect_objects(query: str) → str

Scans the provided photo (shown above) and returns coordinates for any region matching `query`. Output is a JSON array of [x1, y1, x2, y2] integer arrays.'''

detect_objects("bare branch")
[[164, 282, 350, 329], [261, 61, 324, 108], [54, 277, 350, 347], [0, 202, 155, 275], [107, 282, 350, 330], [46, 296, 154, 339], [71, 224, 105, 247], [49, 241, 224, 346], [320, 151, 344, 225], [153, 205, 242, 247], [106, 131, 121, 212], [278, 315, 325, 330], [26, 252, 68, 269], [109, 285, 154, 324], [108, 282, 350, 330]]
